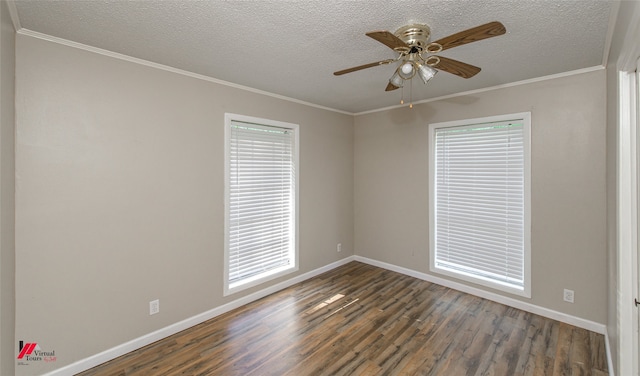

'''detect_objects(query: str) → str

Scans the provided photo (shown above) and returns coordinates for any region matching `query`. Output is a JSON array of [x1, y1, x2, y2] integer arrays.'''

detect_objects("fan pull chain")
[[409, 78, 413, 109], [398, 77, 413, 108]]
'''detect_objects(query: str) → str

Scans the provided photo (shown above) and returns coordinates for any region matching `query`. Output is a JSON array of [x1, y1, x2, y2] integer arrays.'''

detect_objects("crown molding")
[[602, 0, 620, 67], [6, 0, 21, 31], [16, 28, 353, 116], [16, 28, 608, 118], [616, 0, 640, 72], [355, 65, 605, 116]]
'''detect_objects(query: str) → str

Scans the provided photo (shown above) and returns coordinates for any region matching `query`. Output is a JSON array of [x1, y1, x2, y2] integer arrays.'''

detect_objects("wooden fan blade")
[[366, 30, 410, 51], [431, 21, 506, 51], [333, 59, 395, 76], [385, 82, 400, 91], [431, 56, 481, 79]]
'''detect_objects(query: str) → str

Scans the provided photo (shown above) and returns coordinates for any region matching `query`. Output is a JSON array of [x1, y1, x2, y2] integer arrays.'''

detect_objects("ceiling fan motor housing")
[[394, 24, 431, 52]]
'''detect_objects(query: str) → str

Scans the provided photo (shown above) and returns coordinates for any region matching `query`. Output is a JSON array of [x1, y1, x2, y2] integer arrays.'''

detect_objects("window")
[[224, 114, 299, 295], [429, 113, 531, 297]]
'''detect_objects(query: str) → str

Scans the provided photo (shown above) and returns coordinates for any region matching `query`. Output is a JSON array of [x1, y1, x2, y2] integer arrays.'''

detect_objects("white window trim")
[[223, 113, 299, 296], [428, 112, 532, 298]]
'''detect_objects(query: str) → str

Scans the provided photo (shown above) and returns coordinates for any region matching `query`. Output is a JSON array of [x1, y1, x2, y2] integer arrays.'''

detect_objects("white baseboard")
[[354, 256, 607, 335], [42, 256, 356, 376], [353, 256, 616, 375], [45, 255, 612, 376], [605, 329, 615, 376], [353, 257, 614, 375], [354, 256, 615, 376]]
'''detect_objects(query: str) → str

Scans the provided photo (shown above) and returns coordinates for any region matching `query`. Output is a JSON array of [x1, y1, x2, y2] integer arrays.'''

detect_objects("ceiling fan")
[[334, 21, 506, 94]]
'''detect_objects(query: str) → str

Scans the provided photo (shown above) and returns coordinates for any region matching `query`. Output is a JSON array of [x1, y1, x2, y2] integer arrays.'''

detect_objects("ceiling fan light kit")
[[334, 21, 507, 107]]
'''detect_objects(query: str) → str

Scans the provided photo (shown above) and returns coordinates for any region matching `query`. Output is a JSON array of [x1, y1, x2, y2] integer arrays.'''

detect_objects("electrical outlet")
[[563, 289, 574, 303], [337, 243, 342, 252], [149, 299, 160, 315]]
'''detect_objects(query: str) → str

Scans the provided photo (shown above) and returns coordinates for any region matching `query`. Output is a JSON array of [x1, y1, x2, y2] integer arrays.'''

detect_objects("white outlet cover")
[[149, 299, 160, 315], [563, 289, 574, 303]]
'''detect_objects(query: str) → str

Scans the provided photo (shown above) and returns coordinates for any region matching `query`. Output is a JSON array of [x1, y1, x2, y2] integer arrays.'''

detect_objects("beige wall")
[[0, 1, 16, 375], [14, 34, 353, 374], [355, 70, 607, 324], [12, 19, 616, 376]]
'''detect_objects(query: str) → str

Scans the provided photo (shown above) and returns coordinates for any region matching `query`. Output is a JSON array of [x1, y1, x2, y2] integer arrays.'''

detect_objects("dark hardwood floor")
[[77, 262, 608, 375]]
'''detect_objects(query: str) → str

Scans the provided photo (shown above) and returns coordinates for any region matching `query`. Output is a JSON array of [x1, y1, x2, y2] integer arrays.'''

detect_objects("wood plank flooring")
[[77, 262, 608, 375]]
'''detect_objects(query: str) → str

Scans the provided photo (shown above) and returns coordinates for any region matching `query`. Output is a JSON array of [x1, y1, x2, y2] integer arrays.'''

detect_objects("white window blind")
[[433, 120, 526, 291], [227, 118, 296, 291]]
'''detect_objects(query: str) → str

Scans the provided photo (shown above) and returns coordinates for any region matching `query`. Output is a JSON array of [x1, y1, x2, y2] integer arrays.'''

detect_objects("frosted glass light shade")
[[389, 71, 404, 88], [417, 64, 438, 84]]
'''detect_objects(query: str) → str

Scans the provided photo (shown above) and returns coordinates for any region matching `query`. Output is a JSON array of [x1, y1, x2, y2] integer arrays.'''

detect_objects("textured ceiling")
[[12, 0, 614, 114]]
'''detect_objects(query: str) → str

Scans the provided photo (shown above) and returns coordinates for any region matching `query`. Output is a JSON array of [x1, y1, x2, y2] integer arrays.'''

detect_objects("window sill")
[[224, 264, 298, 296], [431, 265, 531, 299]]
